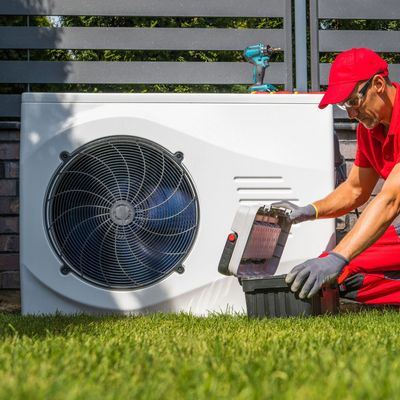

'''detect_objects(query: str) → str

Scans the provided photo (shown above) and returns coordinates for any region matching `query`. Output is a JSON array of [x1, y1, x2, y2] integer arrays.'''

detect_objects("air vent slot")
[[234, 176, 297, 204]]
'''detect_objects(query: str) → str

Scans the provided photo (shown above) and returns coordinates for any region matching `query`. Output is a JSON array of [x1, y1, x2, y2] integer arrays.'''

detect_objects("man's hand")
[[271, 201, 317, 224], [285, 252, 349, 299]]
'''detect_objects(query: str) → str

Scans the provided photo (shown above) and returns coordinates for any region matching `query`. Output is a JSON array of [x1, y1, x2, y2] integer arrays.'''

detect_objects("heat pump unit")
[[20, 93, 335, 315]]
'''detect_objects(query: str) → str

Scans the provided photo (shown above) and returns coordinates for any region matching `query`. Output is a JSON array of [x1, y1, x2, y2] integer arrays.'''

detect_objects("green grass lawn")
[[1, 311, 400, 400]]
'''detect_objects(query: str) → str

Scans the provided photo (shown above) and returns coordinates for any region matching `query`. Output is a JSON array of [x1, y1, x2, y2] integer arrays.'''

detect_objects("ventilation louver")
[[45, 136, 199, 289]]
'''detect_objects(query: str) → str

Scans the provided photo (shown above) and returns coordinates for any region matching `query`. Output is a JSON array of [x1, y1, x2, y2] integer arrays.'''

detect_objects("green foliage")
[[0, 16, 55, 94], [0, 15, 284, 94], [1, 311, 400, 399], [59, 16, 283, 65], [4, 14, 400, 94], [60, 16, 283, 29], [30, 83, 251, 94], [57, 16, 283, 93], [0, 16, 50, 27]]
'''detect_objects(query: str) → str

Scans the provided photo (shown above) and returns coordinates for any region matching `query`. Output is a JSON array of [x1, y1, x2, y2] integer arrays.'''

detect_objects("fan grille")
[[45, 136, 199, 289]]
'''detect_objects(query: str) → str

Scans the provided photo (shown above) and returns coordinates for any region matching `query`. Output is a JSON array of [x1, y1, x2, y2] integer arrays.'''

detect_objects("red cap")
[[318, 48, 388, 109]]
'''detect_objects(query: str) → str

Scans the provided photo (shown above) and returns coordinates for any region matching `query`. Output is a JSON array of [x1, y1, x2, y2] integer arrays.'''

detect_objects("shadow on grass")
[[1, 303, 399, 339], [0, 313, 132, 338], [339, 300, 400, 314]]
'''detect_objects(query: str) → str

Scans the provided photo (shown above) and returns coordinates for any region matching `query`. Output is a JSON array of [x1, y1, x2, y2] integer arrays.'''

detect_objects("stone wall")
[[0, 123, 20, 291]]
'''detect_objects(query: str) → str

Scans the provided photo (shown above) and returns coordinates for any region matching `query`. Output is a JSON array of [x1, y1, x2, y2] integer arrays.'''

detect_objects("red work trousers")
[[335, 225, 400, 304]]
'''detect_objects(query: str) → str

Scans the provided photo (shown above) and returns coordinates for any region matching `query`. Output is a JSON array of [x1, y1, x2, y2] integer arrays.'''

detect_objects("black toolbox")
[[241, 274, 339, 318]]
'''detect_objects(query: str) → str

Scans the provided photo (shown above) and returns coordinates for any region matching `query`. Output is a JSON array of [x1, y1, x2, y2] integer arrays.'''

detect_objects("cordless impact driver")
[[243, 43, 281, 92]]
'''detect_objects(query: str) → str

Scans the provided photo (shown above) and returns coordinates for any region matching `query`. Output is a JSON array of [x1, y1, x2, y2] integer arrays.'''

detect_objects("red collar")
[[387, 82, 400, 136]]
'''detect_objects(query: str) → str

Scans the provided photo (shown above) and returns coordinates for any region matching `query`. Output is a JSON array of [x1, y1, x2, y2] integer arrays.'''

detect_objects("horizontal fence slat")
[[320, 63, 400, 85], [0, 27, 286, 51], [0, 95, 21, 117], [0, 61, 287, 84], [319, 30, 400, 53], [0, 0, 285, 17], [318, 0, 400, 19]]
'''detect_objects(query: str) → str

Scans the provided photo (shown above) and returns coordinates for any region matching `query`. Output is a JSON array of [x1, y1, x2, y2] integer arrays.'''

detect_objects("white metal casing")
[[20, 93, 335, 315]]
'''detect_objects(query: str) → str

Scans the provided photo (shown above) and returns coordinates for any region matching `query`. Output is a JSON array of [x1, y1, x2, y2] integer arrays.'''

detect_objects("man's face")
[[339, 76, 384, 129]]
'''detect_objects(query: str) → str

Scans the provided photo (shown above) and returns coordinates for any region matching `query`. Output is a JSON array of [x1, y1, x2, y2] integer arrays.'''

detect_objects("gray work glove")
[[285, 252, 349, 299], [271, 201, 317, 224]]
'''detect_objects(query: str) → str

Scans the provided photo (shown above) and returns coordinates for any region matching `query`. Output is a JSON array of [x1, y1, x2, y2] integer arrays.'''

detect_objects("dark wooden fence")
[[0, 0, 293, 117]]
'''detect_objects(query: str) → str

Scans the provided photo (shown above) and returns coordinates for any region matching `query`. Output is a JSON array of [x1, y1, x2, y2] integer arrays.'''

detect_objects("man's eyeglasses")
[[336, 70, 384, 111]]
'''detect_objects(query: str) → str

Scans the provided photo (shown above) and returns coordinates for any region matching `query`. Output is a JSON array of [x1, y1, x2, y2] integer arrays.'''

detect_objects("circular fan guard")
[[45, 136, 199, 289]]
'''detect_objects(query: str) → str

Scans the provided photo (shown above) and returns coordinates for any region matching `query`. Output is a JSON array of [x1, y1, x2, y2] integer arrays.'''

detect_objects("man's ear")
[[374, 75, 386, 95]]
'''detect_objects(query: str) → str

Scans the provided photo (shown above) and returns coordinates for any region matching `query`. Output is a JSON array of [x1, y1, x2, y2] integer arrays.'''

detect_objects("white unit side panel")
[[20, 93, 334, 313]]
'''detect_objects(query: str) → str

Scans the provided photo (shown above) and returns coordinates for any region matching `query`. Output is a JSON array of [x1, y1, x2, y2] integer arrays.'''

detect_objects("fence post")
[[294, 0, 307, 91], [309, 0, 320, 91]]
